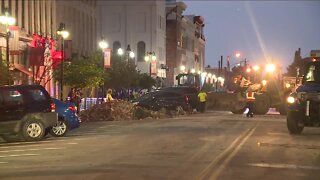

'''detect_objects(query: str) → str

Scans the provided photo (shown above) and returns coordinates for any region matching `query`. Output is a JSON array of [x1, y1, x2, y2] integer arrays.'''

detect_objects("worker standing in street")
[[246, 88, 255, 117], [106, 89, 114, 111], [198, 89, 207, 113]]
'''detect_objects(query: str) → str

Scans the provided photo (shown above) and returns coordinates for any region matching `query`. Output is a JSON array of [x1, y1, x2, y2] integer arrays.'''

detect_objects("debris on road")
[[79, 101, 188, 122]]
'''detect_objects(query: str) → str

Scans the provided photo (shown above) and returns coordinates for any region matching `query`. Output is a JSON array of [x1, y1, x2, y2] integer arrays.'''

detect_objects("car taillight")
[[185, 96, 189, 104], [51, 102, 56, 112], [68, 105, 76, 112]]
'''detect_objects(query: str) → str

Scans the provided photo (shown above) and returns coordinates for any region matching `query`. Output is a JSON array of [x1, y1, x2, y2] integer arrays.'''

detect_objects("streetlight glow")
[[235, 52, 241, 58], [99, 40, 109, 49], [117, 48, 124, 55], [180, 65, 186, 72], [144, 55, 150, 61], [253, 65, 260, 71], [151, 54, 157, 61], [266, 63, 276, 73], [191, 69, 196, 74], [129, 51, 135, 58]]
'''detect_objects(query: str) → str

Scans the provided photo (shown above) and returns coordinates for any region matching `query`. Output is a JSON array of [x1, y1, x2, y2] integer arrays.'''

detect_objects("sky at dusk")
[[183, 1, 320, 71]]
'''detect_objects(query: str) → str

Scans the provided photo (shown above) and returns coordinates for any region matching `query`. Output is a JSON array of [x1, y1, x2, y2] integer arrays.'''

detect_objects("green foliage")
[[54, 51, 156, 90], [0, 60, 11, 85], [138, 73, 156, 89], [54, 51, 105, 89], [285, 49, 303, 76]]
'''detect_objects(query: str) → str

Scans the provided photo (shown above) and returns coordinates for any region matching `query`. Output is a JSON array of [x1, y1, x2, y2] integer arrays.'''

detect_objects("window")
[[137, 41, 146, 62], [113, 41, 121, 53], [3, 90, 24, 106], [305, 63, 320, 83], [27, 89, 47, 102]]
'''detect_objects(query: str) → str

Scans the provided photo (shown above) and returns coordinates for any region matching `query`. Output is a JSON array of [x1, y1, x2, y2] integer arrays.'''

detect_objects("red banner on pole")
[[104, 49, 111, 69], [151, 60, 157, 75]]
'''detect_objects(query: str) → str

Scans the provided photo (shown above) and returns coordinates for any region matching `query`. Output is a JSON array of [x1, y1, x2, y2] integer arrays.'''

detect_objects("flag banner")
[[104, 49, 111, 69], [151, 60, 157, 75]]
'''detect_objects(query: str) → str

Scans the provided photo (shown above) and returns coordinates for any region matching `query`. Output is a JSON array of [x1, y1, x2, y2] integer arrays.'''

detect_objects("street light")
[[0, 8, 16, 85], [117, 48, 124, 56], [126, 45, 134, 64], [98, 39, 109, 49], [145, 51, 156, 76], [57, 22, 69, 101], [180, 65, 186, 72]]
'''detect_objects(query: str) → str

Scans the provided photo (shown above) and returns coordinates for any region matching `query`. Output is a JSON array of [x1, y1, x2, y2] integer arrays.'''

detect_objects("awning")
[[12, 63, 33, 77]]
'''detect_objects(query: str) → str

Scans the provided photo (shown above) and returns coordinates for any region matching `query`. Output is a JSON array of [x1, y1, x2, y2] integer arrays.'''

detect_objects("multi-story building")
[[166, 1, 205, 86], [0, 0, 97, 98], [97, 0, 167, 79]]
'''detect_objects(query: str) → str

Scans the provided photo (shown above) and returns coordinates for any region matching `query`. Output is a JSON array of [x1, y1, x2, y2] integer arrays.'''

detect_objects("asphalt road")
[[1, 111, 320, 180]]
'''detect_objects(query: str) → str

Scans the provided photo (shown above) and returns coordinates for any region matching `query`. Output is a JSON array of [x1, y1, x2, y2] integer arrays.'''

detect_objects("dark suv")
[[160, 86, 199, 110], [133, 91, 189, 111], [0, 85, 58, 142]]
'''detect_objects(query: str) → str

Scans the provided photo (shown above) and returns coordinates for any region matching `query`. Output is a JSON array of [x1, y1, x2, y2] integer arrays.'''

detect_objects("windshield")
[[303, 62, 320, 83]]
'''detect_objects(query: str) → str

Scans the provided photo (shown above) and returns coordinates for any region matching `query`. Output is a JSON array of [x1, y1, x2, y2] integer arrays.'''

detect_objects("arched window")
[[137, 41, 146, 62], [113, 41, 121, 54]]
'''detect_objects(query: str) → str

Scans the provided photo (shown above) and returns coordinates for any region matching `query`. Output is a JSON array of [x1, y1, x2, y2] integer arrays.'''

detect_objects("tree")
[[105, 53, 140, 89], [285, 48, 303, 76], [54, 51, 105, 89], [0, 60, 10, 85], [138, 73, 156, 90]]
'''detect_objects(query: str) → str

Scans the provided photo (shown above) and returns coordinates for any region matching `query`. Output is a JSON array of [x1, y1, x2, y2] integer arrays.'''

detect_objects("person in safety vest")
[[246, 88, 255, 117], [198, 89, 207, 113], [106, 89, 114, 111]]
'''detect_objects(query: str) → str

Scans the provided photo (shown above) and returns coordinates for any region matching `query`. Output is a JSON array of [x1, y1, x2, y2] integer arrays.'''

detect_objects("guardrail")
[[79, 98, 106, 111]]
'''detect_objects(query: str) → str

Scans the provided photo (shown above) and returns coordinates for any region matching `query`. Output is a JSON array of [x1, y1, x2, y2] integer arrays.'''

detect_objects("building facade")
[[0, 0, 97, 99], [97, 0, 167, 78], [166, 1, 205, 86]]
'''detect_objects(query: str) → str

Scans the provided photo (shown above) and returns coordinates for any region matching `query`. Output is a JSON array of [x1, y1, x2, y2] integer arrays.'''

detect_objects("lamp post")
[[57, 23, 69, 101], [0, 8, 16, 85], [126, 45, 135, 66], [98, 39, 109, 103], [144, 52, 156, 76]]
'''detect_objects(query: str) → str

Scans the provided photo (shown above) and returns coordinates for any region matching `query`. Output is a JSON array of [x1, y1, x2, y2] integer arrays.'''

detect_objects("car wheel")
[[49, 118, 69, 137], [21, 119, 45, 142], [287, 111, 304, 134]]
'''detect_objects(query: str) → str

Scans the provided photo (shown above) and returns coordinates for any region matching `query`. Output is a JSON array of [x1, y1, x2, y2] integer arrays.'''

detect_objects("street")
[[1, 111, 320, 180]]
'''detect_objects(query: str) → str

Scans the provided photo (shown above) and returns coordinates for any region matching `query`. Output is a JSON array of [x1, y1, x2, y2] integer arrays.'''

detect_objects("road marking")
[[0, 139, 69, 146], [67, 142, 78, 145], [197, 125, 257, 180], [0, 162, 8, 164], [0, 154, 37, 158], [0, 147, 64, 153], [248, 163, 320, 170]]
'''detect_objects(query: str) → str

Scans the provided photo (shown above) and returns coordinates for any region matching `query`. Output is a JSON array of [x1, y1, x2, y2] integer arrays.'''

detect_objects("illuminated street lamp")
[[266, 63, 276, 73], [98, 39, 109, 49], [0, 8, 16, 85], [180, 65, 186, 72], [191, 68, 196, 74], [235, 52, 241, 58], [253, 65, 260, 72], [57, 22, 69, 101], [246, 68, 251, 73], [145, 51, 156, 76], [117, 48, 124, 56]]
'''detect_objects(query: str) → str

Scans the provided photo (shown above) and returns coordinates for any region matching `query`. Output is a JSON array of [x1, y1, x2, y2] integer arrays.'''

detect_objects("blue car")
[[49, 98, 81, 137]]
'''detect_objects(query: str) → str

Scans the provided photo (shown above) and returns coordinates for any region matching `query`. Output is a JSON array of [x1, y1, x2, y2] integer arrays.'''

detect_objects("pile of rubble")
[[79, 100, 188, 122]]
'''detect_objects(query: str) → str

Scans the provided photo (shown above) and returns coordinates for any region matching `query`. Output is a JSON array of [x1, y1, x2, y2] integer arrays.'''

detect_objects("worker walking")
[[198, 89, 207, 113], [246, 88, 255, 117]]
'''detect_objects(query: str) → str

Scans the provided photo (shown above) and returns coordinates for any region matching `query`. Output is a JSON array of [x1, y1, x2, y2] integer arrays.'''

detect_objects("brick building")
[[165, 1, 205, 86]]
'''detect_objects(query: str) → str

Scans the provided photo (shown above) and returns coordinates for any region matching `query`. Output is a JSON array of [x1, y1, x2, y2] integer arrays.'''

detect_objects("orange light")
[[312, 58, 317, 62], [246, 68, 251, 73], [235, 52, 241, 58], [253, 65, 260, 71]]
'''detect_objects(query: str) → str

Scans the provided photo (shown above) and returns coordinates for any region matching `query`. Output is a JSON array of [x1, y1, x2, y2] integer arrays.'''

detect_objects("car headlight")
[[287, 96, 295, 104]]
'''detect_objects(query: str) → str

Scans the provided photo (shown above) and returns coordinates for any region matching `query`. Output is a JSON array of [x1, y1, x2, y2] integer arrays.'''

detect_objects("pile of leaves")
[[79, 100, 188, 122]]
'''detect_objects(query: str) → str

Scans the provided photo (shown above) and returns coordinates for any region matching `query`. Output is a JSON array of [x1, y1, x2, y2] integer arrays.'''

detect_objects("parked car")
[[159, 86, 199, 111], [50, 98, 80, 137], [132, 90, 190, 111], [0, 85, 58, 142]]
